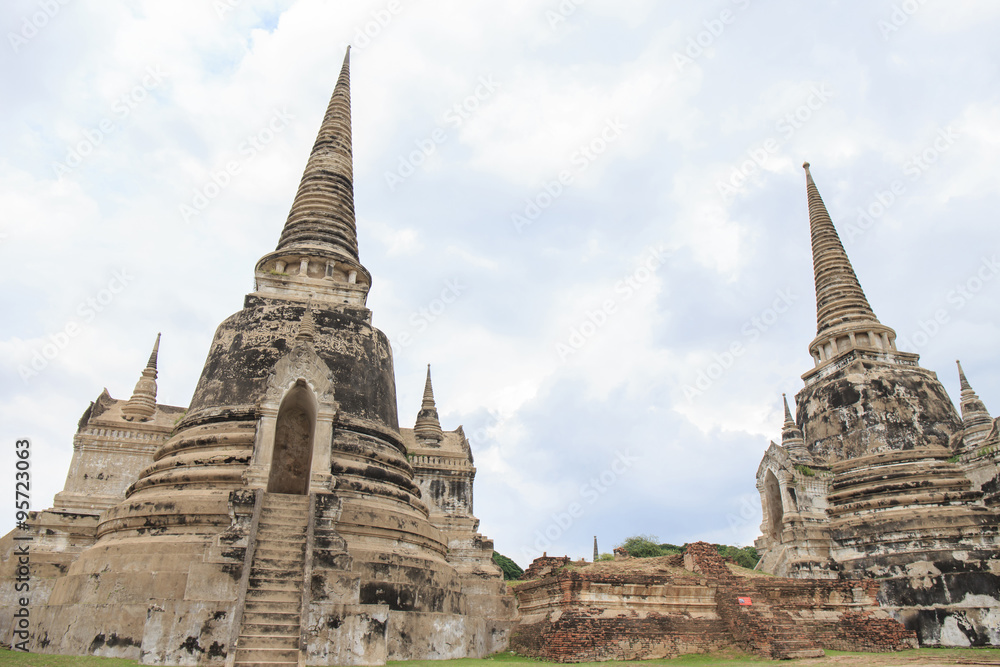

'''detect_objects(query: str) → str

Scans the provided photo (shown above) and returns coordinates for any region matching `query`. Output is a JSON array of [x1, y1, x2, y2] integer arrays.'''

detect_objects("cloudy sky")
[[3, 0, 999, 567]]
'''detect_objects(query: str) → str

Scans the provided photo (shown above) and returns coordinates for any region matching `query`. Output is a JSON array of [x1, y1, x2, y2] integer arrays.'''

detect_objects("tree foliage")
[[614, 535, 760, 568], [717, 544, 760, 569], [492, 551, 524, 580], [617, 534, 665, 558]]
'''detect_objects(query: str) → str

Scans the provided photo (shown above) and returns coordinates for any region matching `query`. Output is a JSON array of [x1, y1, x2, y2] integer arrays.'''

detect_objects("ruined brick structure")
[[510, 542, 915, 662], [0, 48, 513, 665], [754, 163, 1000, 647], [522, 555, 572, 581]]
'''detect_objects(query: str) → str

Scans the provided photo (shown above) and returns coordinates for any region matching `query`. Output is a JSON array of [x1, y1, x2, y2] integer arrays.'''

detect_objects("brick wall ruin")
[[522, 555, 572, 581], [509, 542, 916, 662]]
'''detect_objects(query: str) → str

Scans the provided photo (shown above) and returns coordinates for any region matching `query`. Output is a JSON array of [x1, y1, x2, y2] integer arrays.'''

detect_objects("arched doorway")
[[764, 470, 784, 542], [267, 382, 316, 495]]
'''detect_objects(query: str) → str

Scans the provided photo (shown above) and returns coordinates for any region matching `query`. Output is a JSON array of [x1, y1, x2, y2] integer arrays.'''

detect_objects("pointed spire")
[[803, 163, 879, 333], [782, 393, 795, 428], [122, 334, 160, 422], [801, 164, 900, 369], [296, 302, 317, 342], [780, 394, 812, 462], [277, 47, 358, 261], [957, 360, 993, 446], [146, 332, 160, 369], [414, 364, 444, 443], [957, 360, 974, 393], [593, 536, 599, 562]]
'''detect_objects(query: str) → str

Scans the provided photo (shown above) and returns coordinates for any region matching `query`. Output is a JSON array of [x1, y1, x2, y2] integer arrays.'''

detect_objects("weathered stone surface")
[[522, 554, 572, 580], [754, 165, 1000, 648]]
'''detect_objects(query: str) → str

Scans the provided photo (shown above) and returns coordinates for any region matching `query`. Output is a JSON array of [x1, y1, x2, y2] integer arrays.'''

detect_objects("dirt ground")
[[780, 648, 1000, 667]]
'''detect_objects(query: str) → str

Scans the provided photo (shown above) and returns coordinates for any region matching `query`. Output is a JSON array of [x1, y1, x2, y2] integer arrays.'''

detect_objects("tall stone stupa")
[[3, 48, 513, 666], [755, 164, 1000, 647]]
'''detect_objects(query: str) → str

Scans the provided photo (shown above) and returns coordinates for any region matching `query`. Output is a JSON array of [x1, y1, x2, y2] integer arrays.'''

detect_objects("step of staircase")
[[247, 588, 303, 604], [260, 508, 309, 520], [253, 547, 305, 562], [237, 634, 300, 650], [253, 555, 307, 570], [777, 647, 826, 659], [243, 596, 301, 612], [258, 506, 308, 517], [248, 576, 301, 591], [254, 539, 305, 551], [260, 503, 309, 515], [235, 647, 300, 663]]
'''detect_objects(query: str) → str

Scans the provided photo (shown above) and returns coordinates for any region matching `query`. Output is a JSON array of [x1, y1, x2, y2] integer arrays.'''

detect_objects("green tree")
[[716, 544, 760, 569], [618, 534, 665, 558], [657, 543, 684, 555], [492, 551, 524, 580]]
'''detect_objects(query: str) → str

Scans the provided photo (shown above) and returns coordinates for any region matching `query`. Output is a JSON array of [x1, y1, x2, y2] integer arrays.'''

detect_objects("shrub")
[[717, 544, 760, 569], [618, 534, 665, 558], [658, 543, 684, 555], [492, 552, 524, 580]]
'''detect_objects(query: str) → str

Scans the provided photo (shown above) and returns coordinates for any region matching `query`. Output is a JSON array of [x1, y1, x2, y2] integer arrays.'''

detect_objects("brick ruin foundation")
[[510, 542, 916, 662], [521, 555, 572, 581]]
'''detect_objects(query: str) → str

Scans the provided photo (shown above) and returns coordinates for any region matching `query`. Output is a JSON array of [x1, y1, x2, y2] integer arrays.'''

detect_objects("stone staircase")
[[233, 493, 310, 667], [685, 542, 825, 660], [756, 608, 826, 659]]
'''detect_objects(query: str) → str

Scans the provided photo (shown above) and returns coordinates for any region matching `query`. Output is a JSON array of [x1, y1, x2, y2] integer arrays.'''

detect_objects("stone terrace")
[[509, 542, 916, 662]]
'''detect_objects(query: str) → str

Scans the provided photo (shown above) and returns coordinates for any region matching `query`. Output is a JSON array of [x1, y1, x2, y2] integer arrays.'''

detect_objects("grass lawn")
[[0, 650, 140, 666], [3, 647, 999, 667]]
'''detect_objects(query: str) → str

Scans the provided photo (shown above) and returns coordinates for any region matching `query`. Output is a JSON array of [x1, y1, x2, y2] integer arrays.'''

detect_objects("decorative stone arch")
[[246, 342, 338, 493]]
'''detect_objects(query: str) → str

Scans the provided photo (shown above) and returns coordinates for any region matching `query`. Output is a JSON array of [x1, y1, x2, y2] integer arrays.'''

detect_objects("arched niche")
[[267, 381, 316, 495], [764, 470, 784, 542], [245, 341, 338, 494]]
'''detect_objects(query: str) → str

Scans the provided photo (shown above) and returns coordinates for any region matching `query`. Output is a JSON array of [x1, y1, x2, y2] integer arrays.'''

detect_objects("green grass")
[[0, 650, 139, 666]]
